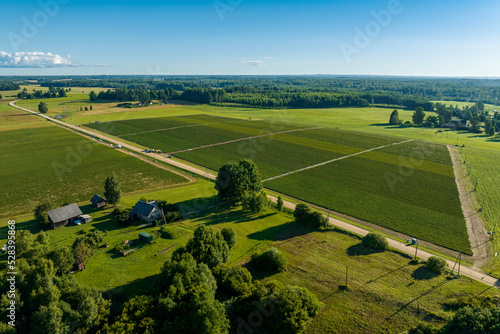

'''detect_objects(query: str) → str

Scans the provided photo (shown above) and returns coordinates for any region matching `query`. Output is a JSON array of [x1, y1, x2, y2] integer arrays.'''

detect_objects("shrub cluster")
[[251, 247, 287, 272], [293, 203, 328, 229], [362, 232, 389, 250]]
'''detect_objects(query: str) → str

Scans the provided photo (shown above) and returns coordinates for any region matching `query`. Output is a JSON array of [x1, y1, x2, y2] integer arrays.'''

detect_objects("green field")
[[461, 148, 500, 274], [0, 122, 188, 219], [0, 182, 495, 333], [265, 141, 469, 253], [86, 114, 469, 253]]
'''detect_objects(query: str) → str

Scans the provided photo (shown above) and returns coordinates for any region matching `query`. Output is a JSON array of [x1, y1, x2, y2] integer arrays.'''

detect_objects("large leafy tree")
[[215, 159, 262, 205], [104, 173, 121, 205], [34, 202, 52, 228], [38, 101, 48, 114], [181, 225, 230, 268], [441, 306, 500, 333], [412, 107, 426, 125]]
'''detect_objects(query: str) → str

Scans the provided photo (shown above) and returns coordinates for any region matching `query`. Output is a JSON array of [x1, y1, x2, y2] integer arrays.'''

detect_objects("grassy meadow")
[[0, 182, 496, 333]]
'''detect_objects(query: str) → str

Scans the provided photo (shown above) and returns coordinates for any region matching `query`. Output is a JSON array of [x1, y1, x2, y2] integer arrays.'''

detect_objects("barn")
[[91, 194, 107, 208], [47, 203, 83, 229]]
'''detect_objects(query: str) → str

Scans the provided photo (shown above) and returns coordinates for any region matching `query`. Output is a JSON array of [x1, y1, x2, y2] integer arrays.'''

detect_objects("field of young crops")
[[265, 141, 470, 254], [0, 125, 188, 219], [86, 114, 469, 253], [86, 114, 307, 153]]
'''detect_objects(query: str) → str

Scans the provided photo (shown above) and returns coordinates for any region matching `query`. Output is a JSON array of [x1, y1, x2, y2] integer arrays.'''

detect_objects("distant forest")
[[4, 75, 500, 110]]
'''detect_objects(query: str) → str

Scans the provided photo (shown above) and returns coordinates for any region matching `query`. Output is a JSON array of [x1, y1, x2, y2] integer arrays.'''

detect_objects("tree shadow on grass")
[[346, 243, 385, 256], [411, 266, 440, 280], [386, 277, 453, 321], [241, 262, 280, 280], [195, 209, 277, 226], [247, 222, 291, 241], [367, 264, 410, 284], [102, 274, 158, 307]]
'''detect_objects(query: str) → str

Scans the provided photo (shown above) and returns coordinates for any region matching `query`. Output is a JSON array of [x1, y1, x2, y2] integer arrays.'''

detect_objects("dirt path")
[[167, 126, 324, 155], [9, 100, 500, 289], [263, 139, 414, 182], [448, 145, 490, 268]]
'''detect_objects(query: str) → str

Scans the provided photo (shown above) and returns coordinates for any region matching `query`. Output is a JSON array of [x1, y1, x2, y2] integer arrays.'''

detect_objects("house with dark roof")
[[47, 203, 84, 229], [129, 200, 163, 222], [91, 194, 107, 208]]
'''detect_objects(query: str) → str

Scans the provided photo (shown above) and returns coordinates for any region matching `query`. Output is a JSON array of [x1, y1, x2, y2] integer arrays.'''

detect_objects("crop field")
[[265, 141, 470, 253], [0, 124, 188, 220], [87, 114, 469, 253], [86, 114, 309, 153]]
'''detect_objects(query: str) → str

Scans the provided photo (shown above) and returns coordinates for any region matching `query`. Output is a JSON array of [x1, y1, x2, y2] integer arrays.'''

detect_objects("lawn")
[[0, 103, 51, 131], [0, 124, 188, 220], [0, 181, 496, 333]]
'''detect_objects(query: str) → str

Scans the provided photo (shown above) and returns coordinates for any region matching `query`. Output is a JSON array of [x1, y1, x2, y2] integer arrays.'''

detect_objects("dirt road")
[[9, 100, 500, 289], [448, 145, 490, 268]]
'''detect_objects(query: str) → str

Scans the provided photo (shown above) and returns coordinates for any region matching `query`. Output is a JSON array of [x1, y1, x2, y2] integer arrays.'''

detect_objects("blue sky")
[[1, 0, 499, 76]]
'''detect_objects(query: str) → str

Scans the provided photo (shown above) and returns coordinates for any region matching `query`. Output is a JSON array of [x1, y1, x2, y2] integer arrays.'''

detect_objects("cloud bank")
[[0, 51, 108, 68], [241, 60, 266, 66]]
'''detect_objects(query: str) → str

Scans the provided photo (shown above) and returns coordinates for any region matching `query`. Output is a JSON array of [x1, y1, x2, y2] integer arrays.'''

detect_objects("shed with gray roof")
[[47, 203, 83, 229]]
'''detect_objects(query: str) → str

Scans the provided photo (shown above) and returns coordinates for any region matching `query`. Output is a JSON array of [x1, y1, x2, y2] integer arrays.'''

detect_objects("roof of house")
[[139, 232, 152, 238], [91, 194, 106, 204], [130, 201, 159, 218], [48, 203, 82, 224]]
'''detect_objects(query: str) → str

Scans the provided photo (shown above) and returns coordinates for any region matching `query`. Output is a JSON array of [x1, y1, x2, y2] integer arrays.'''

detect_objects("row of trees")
[[33, 75, 500, 105], [17, 86, 67, 99]]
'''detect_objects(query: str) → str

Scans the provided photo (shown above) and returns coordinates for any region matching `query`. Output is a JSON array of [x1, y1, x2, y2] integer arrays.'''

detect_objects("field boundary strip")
[[118, 119, 250, 138], [263, 139, 414, 182], [168, 126, 325, 154]]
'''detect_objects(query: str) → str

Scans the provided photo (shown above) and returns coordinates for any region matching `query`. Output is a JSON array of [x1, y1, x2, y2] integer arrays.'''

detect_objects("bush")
[[293, 203, 327, 229], [362, 232, 389, 250], [425, 256, 448, 274], [165, 211, 183, 223], [251, 247, 287, 272], [113, 208, 132, 226], [220, 227, 236, 249]]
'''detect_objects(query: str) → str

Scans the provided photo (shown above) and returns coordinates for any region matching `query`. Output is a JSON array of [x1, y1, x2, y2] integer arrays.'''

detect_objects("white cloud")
[[0, 51, 108, 68], [241, 60, 266, 66]]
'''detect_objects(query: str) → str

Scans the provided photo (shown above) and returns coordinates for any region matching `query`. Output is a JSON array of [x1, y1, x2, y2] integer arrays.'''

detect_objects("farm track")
[[263, 139, 414, 182], [118, 120, 243, 138], [448, 145, 490, 268], [166, 126, 324, 154], [8, 100, 500, 289]]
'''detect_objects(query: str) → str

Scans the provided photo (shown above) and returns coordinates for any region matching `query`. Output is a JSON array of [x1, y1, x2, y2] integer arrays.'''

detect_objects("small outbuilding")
[[47, 203, 83, 229], [130, 200, 163, 223], [91, 194, 107, 208], [139, 232, 154, 244]]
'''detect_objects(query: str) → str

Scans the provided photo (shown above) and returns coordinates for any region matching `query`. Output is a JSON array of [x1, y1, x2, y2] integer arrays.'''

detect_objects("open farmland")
[[0, 122, 188, 219], [265, 141, 470, 253], [87, 114, 469, 253]]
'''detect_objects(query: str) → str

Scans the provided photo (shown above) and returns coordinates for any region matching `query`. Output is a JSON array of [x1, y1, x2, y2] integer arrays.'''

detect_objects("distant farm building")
[[47, 203, 88, 229], [139, 232, 153, 243], [91, 194, 107, 208], [130, 200, 163, 222]]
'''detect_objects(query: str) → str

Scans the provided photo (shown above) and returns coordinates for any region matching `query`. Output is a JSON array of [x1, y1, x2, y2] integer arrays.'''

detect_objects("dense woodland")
[[4, 75, 500, 109]]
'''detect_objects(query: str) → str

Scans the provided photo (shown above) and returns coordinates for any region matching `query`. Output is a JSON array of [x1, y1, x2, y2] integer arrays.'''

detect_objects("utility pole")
[[452, 252, 462, 277], [327, 209, 330, 221], [414, 241, 419, 260]]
